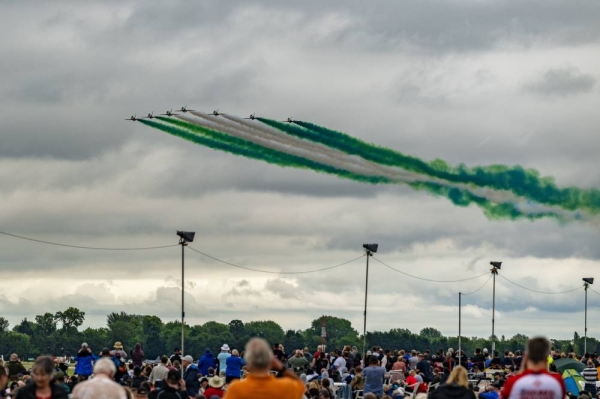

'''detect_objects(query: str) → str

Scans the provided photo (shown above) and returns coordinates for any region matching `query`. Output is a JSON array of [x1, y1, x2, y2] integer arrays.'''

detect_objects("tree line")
[[0, 308, 597, 360]]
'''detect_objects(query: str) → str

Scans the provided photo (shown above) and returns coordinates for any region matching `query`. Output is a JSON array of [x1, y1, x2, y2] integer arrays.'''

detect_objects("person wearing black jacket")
[[417, 354, 433, 383], [15, 357, 69, 399], [149, 370, 189, 399], [428, 366, 476, 399]]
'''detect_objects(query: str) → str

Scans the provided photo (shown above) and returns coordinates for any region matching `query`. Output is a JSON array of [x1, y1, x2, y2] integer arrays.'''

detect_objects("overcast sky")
[[1, 0, 600, 342]]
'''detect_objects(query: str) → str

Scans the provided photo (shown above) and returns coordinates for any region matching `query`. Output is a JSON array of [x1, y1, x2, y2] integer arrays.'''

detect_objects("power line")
[[588, 287, 600, 296], [462, 275, 492, 296], [498, 274, 583, 295], [0, 231, 178, 251], [187, 246, 365, 274], [371, 256, 489, 283]]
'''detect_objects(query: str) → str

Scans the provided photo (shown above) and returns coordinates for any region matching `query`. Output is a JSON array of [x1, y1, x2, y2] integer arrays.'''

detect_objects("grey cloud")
[[264, 278, 300, 299], [525, 67, 596, 97]]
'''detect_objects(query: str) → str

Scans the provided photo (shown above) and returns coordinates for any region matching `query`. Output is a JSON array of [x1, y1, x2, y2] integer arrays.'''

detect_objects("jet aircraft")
[[160, 109, 179, 117], [244, 113, 256, 120]]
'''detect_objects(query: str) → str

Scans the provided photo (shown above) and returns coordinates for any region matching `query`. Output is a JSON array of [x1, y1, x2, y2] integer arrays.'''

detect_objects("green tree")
[[419, 327, 443, 340], [55, 307, 85, 330], [284, 330, 306, 352], [0, 317, 9, 333], [81, 327, 110, 352], [308, 316, 359, 350], [142, 316, 164, 359], [244, 320, 285, 347], [0, 331, 35, 358], [35, 313, 57, 335], [13, 318, 35, 336]]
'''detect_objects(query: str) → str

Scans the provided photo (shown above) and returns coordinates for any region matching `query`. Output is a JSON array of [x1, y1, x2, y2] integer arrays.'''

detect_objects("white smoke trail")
[[165, 115, 586, 222]]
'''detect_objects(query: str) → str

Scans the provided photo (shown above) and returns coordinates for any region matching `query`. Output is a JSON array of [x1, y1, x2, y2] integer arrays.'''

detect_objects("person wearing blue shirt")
[[363, 355, 386, 397], [479, 383, 500, 399], [74, 343, 97, 378], [217, 344, 231, 374], [225, 349, 245, 383], [198, 348, 215, 376]]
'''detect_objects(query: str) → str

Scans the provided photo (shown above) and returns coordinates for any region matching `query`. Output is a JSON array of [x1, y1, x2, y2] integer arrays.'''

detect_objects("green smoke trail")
[[143, 118, 560, 221], [141, 118, 390, 185], [258, 118, 600, 214]]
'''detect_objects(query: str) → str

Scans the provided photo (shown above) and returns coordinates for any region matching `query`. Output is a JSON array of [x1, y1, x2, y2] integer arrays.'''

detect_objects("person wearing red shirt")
[[501, 337, 565, 399], [204, 375, 225, 398]]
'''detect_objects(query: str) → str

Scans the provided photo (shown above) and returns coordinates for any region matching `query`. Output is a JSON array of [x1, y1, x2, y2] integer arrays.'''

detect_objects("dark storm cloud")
[[524, 67, 596, 97]]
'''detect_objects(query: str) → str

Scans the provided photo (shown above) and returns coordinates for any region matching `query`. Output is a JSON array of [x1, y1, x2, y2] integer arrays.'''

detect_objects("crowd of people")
[[0, 336, 593, 399]]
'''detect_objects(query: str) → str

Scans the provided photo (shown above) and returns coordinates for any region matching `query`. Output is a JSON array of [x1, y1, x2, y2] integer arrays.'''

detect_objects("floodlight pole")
[[180, 237, 187, 379], [585, 282, 588, 354], [458, 292, 462, 366], [362, 250, 371, 364], [361, 243, 378, 365], [490, 262, 501, 353]]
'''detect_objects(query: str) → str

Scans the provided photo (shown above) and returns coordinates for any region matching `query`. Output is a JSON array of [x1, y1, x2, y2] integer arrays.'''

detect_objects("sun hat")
[[221, 344, 230, 351], [114, 341, 123, 349], [209, 375, 225, 388]]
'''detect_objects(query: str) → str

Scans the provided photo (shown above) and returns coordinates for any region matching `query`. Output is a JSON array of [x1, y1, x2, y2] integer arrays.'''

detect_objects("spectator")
[[183, 355, 200, 397], [130, 343, 145, 368], [217, 345, 231, 375], [74, 343, 97, 379], [6, 354, 26, 380], [363, 355, 386, 397], [501, 337, 566, 399], [0, 365, 9, 398], [303, 347, 313, 364], [582, 360, 598, 396], [225, 350, 245, 383], [170, 349, 182, 366], [71, 358, 127, 399], [479, 382, 501, 399], [429, 366, 476, 399], [198, 349, 215, 376], [149, 356, 170, 388], [203, 376, 225, 398], [149, 369, 189, 399], [223, 337, 306, 399], [54, 372, 70, 394], [15, 356, 68, 399], [288, 350, 309, 376]]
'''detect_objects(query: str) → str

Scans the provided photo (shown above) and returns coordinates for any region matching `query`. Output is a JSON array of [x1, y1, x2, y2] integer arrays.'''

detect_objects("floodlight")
[[362, 243, 378, 253], [177, 231, 195, 243], [583, 278, 594, 285], [490, 261, 502, 269]]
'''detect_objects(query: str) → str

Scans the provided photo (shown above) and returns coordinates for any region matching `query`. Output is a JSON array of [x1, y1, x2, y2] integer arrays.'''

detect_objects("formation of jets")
[[126, 108, 290, 122]]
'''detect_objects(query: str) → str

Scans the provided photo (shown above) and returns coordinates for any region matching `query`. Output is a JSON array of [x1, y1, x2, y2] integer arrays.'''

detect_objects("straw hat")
[[114, 341, 124, 349], [209, 375, 225, 388]]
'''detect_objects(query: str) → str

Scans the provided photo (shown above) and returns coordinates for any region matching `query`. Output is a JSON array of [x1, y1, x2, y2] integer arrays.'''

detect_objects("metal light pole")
[[583, 278, 594, 354], [362, 243, 378, 364], [490, 262, 502, 353], [458, 292, 462, 366], [177, 230, 195, 378]]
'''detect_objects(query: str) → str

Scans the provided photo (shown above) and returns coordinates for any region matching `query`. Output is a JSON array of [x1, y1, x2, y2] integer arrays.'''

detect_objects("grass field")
[[21, 362, 76, 375]]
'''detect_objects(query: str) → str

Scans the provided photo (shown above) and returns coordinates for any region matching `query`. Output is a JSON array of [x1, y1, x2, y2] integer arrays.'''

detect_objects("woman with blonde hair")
[[428, 366, 475, 399]]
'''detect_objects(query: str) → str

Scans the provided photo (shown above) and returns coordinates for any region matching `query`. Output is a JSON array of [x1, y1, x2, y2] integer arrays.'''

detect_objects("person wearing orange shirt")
[[224, 338, 306, 399]]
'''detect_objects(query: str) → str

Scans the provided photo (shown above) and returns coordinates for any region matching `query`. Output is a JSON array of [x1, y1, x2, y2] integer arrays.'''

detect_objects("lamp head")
[[177, 231, 195, 243], [490, 261, 502, 269], [583, 278, 594, 285], [362, 243, 378, 254]]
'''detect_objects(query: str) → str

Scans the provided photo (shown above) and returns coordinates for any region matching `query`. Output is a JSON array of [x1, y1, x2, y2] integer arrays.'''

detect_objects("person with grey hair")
[[288, 350, 309, 376], [72, 357, 126, 399], [223, 337, 305, 399], [75, 342, 97, 379]]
